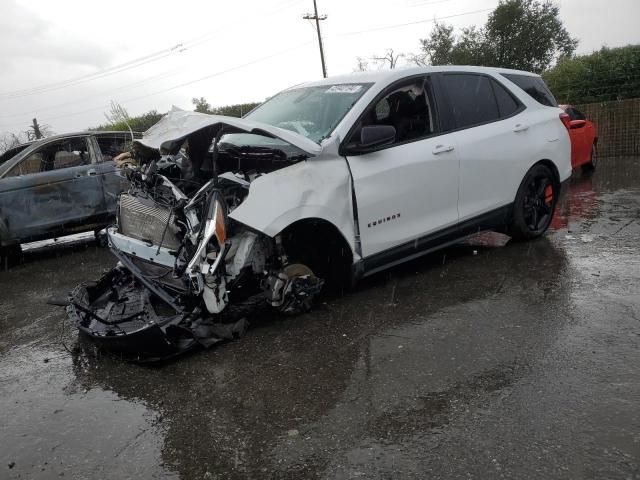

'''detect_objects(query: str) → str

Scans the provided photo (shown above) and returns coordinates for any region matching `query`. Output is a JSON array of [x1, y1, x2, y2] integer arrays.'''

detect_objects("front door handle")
[[513, 123, 529, 132], [432, 144, 454, 155], [87, 168, 97, 176]]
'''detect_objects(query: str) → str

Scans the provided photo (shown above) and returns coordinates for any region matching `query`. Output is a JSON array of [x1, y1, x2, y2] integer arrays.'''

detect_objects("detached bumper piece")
[[66, 267, 248, 362]]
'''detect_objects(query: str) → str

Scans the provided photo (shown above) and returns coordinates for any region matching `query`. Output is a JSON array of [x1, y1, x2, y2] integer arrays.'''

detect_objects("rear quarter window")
[[491, 79, 521, 117], [501, 73, 557, 107]]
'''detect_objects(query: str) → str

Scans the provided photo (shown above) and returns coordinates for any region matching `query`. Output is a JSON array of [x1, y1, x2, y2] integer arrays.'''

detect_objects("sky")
[[0, 0, 638, 137]]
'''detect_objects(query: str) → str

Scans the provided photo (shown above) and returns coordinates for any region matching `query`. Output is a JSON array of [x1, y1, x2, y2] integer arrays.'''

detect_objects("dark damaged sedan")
[[0, 131, 140, 261]]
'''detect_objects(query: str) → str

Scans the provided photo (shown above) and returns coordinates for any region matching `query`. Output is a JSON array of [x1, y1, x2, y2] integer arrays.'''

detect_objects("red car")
[[560, 105, 598, 171]]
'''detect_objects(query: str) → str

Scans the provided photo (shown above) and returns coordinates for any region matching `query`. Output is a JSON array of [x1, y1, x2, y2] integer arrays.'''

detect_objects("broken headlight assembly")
[[66, 142, 323, 361]]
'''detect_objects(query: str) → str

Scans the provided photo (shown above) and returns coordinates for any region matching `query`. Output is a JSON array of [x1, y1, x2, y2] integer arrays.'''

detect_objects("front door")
[[90, 135, 130, 214], [344, 75, 459, 263]]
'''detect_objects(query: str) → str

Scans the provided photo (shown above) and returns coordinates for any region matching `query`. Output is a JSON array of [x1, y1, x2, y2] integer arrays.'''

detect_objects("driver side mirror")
[[351, 125, 396, 154]]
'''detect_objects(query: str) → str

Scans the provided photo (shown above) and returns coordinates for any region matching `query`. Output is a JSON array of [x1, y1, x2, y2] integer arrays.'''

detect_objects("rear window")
[[566, 107, 586, 121], [502, 73, 557, 107]]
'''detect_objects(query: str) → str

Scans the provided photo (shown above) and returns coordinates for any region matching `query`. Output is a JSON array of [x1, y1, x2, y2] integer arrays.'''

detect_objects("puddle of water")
[[0, 346, 178, 480]]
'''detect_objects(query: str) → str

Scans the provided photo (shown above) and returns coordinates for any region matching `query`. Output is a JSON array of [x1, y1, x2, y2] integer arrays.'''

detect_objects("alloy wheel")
[[522, 175, 555, 232]]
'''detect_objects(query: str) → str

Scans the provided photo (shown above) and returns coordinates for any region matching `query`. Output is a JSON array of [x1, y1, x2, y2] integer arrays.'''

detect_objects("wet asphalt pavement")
[[1, 157, 639, 480]]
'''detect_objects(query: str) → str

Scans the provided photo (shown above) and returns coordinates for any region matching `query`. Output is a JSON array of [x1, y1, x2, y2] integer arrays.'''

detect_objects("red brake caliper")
[[544, 185, 554, 205]]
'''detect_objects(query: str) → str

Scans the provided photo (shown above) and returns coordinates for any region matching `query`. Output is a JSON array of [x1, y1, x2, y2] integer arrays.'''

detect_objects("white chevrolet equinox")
[[69, 66, 572, 357]]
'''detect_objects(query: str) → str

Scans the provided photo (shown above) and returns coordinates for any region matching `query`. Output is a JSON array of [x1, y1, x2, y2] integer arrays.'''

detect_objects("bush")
[[543, 45, 640, 104]]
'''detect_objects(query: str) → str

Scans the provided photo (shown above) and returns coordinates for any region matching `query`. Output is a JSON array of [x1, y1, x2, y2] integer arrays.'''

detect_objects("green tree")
[[192, 97, 213, 114], [543, 45, 640, 104], [417, 0, 577, 72], [415, 22, 456, 66], [210, 102, 261, 117], [485, 0, 577, 72], [192, 97, 261, 117], [90, 109, 164, 133]]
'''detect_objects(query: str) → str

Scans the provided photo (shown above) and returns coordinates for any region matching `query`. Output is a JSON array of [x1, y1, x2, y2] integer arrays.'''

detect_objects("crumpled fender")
[[229, 136, 358, 257]]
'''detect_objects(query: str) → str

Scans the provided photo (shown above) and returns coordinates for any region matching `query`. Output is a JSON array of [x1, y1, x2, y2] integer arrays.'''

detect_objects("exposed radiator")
[[118, 194, 181, 250]]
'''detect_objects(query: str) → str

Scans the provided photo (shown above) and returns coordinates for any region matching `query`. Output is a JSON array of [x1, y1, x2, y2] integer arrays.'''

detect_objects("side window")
[[357, 76, 436, 145], [571, 108, 586, 121], [490, 78, 521, 117], [501, 73, 558, 107], [96, 135, 130, 162], [8, 137, 90, 176], [52, 137, 90, 170], [442, 74, 500, 129]]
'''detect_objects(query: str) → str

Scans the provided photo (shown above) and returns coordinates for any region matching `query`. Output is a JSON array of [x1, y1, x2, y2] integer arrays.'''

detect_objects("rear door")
[[0, 136, 105, 240], [344, 75, 459, 261], [438, 73, 530, 224]]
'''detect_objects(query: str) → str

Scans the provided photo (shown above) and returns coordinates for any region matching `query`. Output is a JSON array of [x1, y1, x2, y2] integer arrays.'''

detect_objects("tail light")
[[559, 112, 571, 130]]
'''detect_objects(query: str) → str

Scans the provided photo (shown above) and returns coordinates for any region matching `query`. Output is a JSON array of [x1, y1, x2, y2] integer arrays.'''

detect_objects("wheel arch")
[[534, 158, 561, 191], [277, 217, 355, 288]]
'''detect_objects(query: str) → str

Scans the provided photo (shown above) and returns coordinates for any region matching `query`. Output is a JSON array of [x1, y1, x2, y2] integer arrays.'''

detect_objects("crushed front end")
[[66, 114, 324, 360]]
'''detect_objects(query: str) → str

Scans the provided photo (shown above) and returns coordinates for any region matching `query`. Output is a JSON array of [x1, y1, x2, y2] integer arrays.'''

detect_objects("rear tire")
[[509, 164, 558, 240], [582, 143, 597, 172], [0, 244, 22, 269]]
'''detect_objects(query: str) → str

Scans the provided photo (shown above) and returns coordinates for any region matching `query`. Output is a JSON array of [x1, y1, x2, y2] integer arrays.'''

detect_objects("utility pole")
[[31, 118, 43, 139], [303, 0, 327, 78]]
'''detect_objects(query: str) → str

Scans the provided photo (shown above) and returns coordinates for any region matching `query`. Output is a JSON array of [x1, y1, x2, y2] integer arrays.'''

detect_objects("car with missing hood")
[[66, 66, 571, 360]]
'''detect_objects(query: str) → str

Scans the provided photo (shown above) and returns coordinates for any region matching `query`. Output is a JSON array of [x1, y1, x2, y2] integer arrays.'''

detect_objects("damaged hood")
[[136, 110, 322, 156]]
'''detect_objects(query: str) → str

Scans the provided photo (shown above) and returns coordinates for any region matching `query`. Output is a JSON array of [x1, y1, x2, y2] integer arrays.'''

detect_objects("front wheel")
[[509, 164, 558, 240]]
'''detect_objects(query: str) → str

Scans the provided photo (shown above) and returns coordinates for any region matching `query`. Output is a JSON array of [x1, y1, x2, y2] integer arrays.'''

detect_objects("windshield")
[[244, 83, 371, 143]]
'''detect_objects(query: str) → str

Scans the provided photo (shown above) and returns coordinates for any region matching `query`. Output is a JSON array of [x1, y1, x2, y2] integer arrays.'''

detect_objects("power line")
[[2, 3, 498, 131], [0, 49, 181, 100], [0, 0, 304, 100], [0, 67, 185, 120], [11, 41, 315, 127], [338, 7, 494, 36]]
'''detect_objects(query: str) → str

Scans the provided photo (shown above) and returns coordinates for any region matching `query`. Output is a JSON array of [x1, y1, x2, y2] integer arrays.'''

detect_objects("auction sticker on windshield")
[[326, 85, 363, 94]]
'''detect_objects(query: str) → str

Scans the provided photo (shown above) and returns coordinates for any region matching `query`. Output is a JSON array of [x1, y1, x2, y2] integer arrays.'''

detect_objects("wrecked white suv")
[[67, 66, 571, 359]]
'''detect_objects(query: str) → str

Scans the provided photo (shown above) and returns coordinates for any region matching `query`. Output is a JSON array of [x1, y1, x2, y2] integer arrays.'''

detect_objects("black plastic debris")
[[66, 267, 248, 362]]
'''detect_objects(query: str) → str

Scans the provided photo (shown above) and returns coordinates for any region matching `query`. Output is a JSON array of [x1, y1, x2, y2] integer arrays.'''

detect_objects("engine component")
[[119, 193, 181, 250]]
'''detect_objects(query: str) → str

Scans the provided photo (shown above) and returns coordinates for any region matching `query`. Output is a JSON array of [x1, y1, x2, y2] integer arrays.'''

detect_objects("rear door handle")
[[432, 144, 454, 155], [87, 168, 97, 176], [513, 123, 529, 132]]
